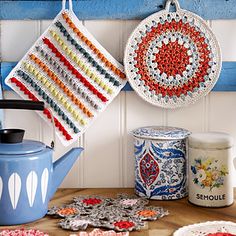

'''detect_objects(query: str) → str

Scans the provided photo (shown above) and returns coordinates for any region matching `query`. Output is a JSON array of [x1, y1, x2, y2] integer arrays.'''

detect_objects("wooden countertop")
[[1, 188, 236, 236]]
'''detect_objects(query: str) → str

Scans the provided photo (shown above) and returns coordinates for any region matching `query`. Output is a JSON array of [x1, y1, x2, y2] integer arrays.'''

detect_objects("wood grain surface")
[[0, 188, 236, 236]]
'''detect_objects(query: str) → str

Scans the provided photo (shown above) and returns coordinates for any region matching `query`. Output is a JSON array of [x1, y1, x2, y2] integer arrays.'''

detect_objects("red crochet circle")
[[155, 41, 190, 77], [134, 19, 211, 98], [82, 198, 102, 205], [114, 220, 135, 229]]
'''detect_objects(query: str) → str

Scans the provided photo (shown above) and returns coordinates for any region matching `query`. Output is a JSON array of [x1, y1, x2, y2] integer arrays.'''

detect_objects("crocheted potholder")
[[124, 0, 221, 109], [5, 0, 126, 145]]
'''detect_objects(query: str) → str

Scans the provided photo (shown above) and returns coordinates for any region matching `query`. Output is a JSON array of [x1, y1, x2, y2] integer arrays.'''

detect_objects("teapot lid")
[[0, 140, 46, 155]]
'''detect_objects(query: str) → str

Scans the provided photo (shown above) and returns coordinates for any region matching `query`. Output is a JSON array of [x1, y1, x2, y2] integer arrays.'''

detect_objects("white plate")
[[173, 221, 236, 236]]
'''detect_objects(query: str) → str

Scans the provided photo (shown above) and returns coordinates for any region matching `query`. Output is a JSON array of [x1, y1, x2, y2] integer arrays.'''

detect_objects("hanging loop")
[[62, 0, 73, 11], [165, 0, 181, 12]]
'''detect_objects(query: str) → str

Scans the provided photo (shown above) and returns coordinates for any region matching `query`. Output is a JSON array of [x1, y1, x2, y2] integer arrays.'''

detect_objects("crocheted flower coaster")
[[75, 228, 129, 236], [59, 216, 93, 231], [114, 194, 149, 209], [0, 229, 49, 236], [100, 217, 145, 232], [47, 193, 168, 232], [5, 0, 126, 145], [47, 204, 91, 218], [133, 206, 169, 221], [73, 195, 111, 208], [124, 0, 221, 109]]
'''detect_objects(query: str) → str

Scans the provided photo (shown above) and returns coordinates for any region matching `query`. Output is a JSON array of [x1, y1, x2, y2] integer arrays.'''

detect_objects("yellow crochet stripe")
[[23, 62, 87, 126], [49, 30, 113, 95]]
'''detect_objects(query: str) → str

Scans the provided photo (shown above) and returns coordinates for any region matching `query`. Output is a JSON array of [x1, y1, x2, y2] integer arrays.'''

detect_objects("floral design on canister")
[[188, 132, 234, 207], [139, 153, 160, 187], [191, 158, 228, 191]]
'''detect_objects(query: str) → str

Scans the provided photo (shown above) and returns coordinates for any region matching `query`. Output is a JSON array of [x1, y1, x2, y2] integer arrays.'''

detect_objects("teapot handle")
[[0, 100, 55, 149], [0, 100, 44, 111]]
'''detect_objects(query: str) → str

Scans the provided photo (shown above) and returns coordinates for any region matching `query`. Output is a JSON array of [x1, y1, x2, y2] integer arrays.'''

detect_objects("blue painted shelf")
[[1, 62, 236, 92], [0, 0, 236, 20]]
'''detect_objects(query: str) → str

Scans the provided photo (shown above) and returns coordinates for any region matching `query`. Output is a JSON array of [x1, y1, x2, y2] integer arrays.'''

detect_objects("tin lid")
[[132, 126, 191, 140], [189, 132, 234, 149]]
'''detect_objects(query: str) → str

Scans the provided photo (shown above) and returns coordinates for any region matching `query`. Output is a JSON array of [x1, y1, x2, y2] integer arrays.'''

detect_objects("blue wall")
[[2, 62, 236, 92], [0, 0, 236, 20], [1, 0, 236, 91]]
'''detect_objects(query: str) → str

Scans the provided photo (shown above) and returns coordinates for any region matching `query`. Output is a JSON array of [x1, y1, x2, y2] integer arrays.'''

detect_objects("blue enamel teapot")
[[0, 100, 83, 225]]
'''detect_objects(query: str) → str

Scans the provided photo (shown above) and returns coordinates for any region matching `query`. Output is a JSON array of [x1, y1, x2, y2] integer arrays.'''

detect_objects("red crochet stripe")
[[43, 38, 108, 103], [10, 77, 72, 141]]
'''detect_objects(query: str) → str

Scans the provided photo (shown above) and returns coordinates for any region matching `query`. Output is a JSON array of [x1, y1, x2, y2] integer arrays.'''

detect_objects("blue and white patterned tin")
[[132, 126, 191, 200]]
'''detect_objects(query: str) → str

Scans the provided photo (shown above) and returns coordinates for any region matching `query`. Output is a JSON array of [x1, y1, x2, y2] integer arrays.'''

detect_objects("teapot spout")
[[50, 147, 83, 198]]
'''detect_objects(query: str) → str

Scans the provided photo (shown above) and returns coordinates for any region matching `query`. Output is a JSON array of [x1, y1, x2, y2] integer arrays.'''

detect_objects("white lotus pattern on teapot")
[[26, 171, 38, 207], [0, 177, 2, 201], [8, 173, 21, 210], [0, 168, 50, 210], [41, 168, 49, 204]]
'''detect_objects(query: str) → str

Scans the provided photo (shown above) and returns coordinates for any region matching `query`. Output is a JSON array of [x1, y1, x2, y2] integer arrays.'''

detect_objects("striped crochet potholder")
[[5, 0, 126, 146]]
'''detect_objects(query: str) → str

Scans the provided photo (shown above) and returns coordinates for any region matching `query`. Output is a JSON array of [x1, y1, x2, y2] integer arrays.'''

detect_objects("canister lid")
[[132, 126, 191, 140], [189, 132, 234, 149]]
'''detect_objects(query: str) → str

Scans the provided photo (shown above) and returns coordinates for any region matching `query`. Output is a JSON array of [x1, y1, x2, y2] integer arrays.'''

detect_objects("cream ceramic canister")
[[188, 132, 235, 207], [132, 126, 191, 200]]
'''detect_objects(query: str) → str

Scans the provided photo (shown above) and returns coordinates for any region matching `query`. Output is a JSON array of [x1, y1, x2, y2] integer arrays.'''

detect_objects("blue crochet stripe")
[[16, 70, 80, 134], [54, 21, 120, 87]]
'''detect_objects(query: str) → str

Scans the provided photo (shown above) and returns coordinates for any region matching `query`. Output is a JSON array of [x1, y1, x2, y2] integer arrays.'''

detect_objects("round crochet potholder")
[[124, 0, 221, 109]]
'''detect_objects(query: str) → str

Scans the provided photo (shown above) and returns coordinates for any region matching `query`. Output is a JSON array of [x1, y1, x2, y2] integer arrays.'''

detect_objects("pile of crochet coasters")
[[47, 194, 168, 232]]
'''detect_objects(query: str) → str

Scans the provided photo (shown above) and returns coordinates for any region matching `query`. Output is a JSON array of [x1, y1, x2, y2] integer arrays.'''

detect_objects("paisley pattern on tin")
[[134, 137, 187, 200], [124, 0, 221, 108], [139, 153, 159, 187]]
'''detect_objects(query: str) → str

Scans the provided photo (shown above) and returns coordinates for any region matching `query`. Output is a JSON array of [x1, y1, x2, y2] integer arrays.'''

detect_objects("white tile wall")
[[0, 20, 40, 61], [211, 20, 236, 61], [1, 19, 236, 187]]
